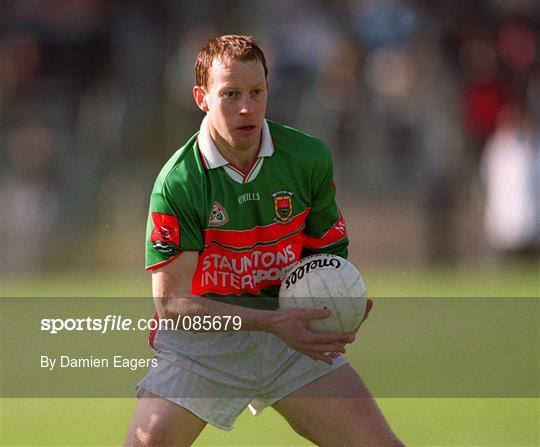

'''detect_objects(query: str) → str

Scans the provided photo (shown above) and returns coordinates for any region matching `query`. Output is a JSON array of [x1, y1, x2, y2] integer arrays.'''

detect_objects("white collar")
[[197, 117, 274, 169]]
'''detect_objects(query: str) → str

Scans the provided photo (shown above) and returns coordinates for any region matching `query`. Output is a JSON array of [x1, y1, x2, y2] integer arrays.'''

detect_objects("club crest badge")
[[150, 212, 180, 255], [272, 191, 294, 224], [209, 201, 229, 227]]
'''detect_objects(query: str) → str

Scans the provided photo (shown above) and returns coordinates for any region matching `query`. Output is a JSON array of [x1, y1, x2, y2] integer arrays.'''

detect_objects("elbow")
[[153, 295, 190, 320], [155, 299, 171, 320]]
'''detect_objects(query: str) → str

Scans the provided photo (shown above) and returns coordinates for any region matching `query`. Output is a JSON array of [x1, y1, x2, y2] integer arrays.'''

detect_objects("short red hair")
[[195, 35, 268, 87]]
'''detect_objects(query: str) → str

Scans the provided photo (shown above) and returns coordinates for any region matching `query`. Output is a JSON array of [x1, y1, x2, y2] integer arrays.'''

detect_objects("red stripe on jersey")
[[303, 211, 347, 249], [204, 209, 310, 248]]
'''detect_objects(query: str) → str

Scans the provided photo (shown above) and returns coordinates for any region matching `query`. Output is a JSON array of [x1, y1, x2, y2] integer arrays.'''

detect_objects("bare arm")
[[152, 251, 355, 363]]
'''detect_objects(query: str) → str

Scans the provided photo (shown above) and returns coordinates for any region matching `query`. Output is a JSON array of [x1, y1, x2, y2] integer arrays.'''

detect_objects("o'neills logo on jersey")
[[272, 191, 293, 224], [209, 201, 229, 227]]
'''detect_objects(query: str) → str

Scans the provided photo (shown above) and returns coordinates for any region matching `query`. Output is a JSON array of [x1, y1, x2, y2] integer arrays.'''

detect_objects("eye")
[[251, 89, 263, 96], [223, 91, 239, 98]]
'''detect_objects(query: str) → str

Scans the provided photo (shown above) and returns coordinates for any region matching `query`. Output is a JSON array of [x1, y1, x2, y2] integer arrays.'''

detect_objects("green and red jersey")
[[146, 118, 348, 310]]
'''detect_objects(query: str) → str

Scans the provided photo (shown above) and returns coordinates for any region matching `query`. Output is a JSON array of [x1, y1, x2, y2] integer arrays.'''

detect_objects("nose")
[[239, 96, 255, 115]]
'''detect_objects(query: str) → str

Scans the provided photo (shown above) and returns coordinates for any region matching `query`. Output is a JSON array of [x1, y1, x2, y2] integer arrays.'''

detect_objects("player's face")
[[195, 57, 267, 154]]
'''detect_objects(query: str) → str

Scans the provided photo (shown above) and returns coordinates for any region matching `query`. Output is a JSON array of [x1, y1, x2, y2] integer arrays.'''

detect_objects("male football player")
[[125, 35, 402, 446]]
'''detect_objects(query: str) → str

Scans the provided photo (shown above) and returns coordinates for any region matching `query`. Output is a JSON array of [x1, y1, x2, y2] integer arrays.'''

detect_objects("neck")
[[210, 129, 262, 174]]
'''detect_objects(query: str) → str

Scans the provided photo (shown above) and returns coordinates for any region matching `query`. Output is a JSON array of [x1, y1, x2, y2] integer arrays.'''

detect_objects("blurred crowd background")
[[1, 0, 539, 274]]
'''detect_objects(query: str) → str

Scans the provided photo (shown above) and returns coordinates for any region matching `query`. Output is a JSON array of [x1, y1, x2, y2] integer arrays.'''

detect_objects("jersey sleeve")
[[303, 146, 349, 258], [145, 177, 204, 270]]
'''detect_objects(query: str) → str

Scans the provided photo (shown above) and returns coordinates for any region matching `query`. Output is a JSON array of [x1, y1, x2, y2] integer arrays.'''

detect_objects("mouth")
[[237, 125, 256, 132]]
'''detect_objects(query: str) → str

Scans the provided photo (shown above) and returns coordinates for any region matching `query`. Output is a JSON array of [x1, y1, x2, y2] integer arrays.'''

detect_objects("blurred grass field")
[[1, 262, 539, 446]]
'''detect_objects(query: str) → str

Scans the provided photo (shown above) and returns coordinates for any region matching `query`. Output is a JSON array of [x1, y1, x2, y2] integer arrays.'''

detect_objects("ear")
[[193, 85, 209, 112]]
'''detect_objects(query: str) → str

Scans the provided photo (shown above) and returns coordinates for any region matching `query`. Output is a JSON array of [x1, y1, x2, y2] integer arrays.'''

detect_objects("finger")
[[336, 333, 356, 343], [301, 308, 331, 320], [304, 331, 355, 344], [361, 299, 373, 323], [335, 329, 359, 343], [350, 299, 374, 335]]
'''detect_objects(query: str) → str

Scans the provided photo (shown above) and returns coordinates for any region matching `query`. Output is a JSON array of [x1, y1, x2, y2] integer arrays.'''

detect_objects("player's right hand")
[[268, 308, 355, 364]]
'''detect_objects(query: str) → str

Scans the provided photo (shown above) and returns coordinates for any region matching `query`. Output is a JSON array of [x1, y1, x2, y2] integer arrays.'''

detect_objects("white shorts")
[[136, 330, 347, 430]]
